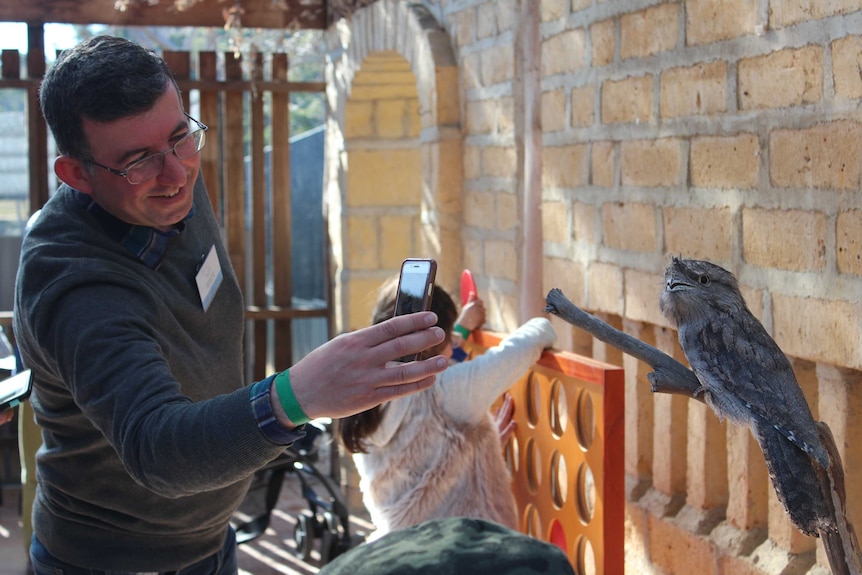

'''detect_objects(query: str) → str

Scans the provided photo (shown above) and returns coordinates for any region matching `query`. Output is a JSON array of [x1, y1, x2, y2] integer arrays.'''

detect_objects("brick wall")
[[328, 1, 862, 572]]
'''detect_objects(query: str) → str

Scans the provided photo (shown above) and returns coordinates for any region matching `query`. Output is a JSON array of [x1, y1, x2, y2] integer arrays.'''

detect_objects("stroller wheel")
[[293, 512, 315, 561], [319, 511, 342, 564]]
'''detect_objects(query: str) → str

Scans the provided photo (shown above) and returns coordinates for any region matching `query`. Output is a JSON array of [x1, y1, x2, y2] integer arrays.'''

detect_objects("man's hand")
[[278, 311, 447, 422], [456, 294, 486, 332]]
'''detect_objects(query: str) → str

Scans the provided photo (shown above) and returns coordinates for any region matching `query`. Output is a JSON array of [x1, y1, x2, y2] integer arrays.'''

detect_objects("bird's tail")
[[754, 421, 835, 536]]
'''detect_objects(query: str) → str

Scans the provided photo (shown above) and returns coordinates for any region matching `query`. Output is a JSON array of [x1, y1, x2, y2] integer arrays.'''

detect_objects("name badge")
[[195, 244, 223, 312]]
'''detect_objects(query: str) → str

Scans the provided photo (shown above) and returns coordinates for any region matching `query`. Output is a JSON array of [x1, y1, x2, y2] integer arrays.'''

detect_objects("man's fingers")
[[368, 312, 439, 346]]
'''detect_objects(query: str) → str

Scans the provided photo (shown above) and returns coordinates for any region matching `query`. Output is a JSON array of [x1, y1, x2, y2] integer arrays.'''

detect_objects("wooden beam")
[[0, 0, 326, 29]]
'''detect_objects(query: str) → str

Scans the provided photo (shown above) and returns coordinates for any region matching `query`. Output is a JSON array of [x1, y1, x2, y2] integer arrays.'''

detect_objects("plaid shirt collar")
[[74, 189, 195, 270]]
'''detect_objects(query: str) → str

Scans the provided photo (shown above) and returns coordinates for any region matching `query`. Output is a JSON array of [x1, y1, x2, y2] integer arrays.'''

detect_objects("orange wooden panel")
[[464, 330, 625, 575]]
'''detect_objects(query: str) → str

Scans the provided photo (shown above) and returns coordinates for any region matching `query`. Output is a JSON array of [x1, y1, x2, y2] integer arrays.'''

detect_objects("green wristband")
[[453, 323, 471, 340], [274, 370, 310, 425]]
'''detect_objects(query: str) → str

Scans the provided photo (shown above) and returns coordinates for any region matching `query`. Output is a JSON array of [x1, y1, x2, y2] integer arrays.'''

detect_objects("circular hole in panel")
[[524, 504, 540, 538], [549, 519, 567, 553], [526, 374, 541, 427], [549, 379, 568, 438], [576, 536, 597, 575], [505, 435, 520, 474], [550, 450, 568, 509], [525, 439, 541, 495], [576, 462, 596, 525], [576, 389, 595, 450]]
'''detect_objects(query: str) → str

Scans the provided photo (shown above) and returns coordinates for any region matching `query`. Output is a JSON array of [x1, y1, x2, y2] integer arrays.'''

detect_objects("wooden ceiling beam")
[[0, 0, 326, 30]]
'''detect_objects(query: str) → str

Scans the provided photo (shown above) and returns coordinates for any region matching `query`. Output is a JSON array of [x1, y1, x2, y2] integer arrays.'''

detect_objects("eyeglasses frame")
[[87, 113, 208, 185]]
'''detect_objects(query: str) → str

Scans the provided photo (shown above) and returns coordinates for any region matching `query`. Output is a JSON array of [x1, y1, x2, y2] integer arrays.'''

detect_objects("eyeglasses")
[[89, 114, 208, 185]]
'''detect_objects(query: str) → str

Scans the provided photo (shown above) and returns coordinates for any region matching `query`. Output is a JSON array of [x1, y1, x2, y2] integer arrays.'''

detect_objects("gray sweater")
[[14, 177, 288, 571]]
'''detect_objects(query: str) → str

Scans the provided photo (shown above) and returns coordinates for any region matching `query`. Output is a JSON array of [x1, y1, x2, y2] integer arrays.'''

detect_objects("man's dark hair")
[[39, 35, 179, 159]]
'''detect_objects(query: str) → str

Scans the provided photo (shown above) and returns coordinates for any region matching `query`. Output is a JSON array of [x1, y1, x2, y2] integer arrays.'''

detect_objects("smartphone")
[[0, 369, 32, 411], [393, 258, 437, 361]]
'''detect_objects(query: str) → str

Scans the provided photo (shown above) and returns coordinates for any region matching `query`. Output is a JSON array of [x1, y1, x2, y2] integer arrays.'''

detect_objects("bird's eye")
[[698, 275, 710, 285]]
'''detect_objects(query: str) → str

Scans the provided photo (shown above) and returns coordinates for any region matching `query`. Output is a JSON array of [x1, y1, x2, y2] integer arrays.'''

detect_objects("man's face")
[[72, 85, 200, 231]]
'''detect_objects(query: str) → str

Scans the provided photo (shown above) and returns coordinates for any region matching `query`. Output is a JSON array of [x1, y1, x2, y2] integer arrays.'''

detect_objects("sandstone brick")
[[464, 190, 496, 229], [587, 261, 623, 314], [461, 52, 482, 91], [346, 148, 422, 206], [376, 99, 412, 138], [769, 121, 862, 190], [543, 256, 585, 307], [621, 138, 683, 187], [344, 100, 375, 139], [498, 96, 515, 135], [571, 84, 595, 128], [572, 0, 590, 10], [477, 3, 497, 39], [542, 29, 587, 76], [663, 206, 734, 262], [436, 66, 460, 126], [486, 240, 518, 280], [832, 35, 862, 100], [347, 276, 385, 331], [483, 43, 515, 85], [453, 8, 475, 48], [466, 99, 495, 134], [770, 0, 862, 28], [574, 201, 597, 244], [591, 19, 615, 67], [463, 237, 483, 273], [496, 0, 517, 32], [624, 268, 665, 326], [350, 82, 418, 102], [543, 144, 588, 188], [686, 400, 728, 509], [690, 134, 759, 189], [542, 200, 569, 243], [346, 215, 379, 270], [603, 202, 657, 253], [540, 0, 568, 21], [660, 61, 727, 118], [686, 0, 757, 45], [497, 192, 518, 231], [837, 209, 862, 275], [742, 208, 826, 271], [601, 74, 653, 124], [773, 293, 862, 369], [738, 46, 823, 110], [649, 504, 719, 573], [725, 424, 769, 531], [541, 88, 567, 132], [482, 146, 517, 178], [380, 215, 416, 269], [591, 141, 614, 188], [817, 364, 862, 532], [621, 3, 679, 60], [624, 321, 656, 479], [464, 145, 481, 179]]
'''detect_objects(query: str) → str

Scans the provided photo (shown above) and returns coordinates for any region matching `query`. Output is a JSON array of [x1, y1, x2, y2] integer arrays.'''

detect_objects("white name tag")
[[195, 244, 223, 312]]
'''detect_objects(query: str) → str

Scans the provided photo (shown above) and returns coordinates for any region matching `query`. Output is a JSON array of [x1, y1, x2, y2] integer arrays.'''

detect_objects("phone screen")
[[393, 259, 437, 361], [395, 260, 435, 317]]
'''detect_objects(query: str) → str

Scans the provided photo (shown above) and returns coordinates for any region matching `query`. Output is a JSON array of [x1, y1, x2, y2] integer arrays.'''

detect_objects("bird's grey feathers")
[[660, 257, 834, 536]]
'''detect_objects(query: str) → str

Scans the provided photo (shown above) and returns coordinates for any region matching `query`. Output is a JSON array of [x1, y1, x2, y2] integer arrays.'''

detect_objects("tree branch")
[[544, 288, 704, 402]]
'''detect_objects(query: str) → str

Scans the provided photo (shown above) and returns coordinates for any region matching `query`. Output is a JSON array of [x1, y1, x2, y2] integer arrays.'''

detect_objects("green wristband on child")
[[453, 323, 471, 340], [274, 370, 310, 425]]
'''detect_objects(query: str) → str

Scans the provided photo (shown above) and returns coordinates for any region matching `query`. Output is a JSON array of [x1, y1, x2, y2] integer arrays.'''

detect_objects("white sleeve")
[[436, 317, 556, 425]]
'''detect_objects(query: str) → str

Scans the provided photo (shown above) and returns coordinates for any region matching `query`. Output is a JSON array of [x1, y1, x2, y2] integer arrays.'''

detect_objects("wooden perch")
[[544, 288, 704, 401], [544, 287, 862, 575]]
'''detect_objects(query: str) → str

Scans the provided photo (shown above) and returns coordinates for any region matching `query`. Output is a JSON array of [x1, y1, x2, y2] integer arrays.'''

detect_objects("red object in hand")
[[460, 269, 477, 306]]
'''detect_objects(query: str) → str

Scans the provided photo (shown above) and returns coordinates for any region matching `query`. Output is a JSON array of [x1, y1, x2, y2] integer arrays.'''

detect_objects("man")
[[14, 35, 447, 574]]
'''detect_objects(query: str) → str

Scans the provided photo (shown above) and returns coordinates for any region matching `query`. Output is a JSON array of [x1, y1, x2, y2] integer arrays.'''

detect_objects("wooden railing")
[[462, 330, 625, 575]]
